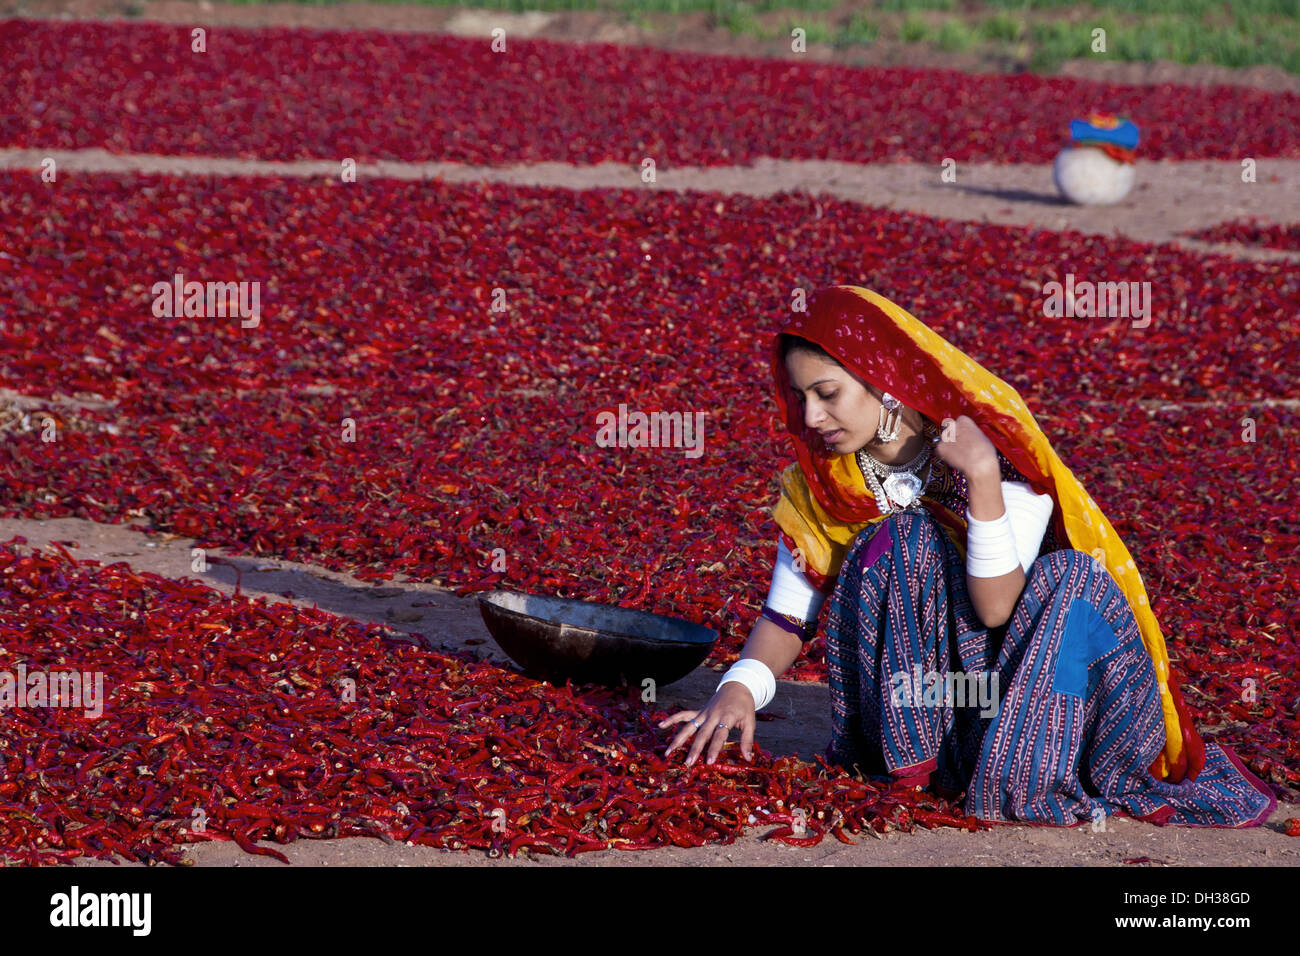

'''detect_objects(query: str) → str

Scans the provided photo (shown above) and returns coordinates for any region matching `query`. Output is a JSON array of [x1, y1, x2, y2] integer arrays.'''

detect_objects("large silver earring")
[[877, 393, 903, 443]]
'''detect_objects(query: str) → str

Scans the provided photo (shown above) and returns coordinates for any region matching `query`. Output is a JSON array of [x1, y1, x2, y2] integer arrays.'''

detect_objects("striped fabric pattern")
[[822, 510, 1276, 827]]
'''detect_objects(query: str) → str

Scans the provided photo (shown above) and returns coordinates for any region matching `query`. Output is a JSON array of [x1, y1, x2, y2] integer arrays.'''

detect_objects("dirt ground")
[[2, 2, 1298, 867], [4, 517, 1297, 867]]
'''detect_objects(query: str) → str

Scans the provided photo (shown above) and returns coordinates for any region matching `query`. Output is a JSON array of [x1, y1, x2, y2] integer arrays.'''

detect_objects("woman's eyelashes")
[[792, 387, 836, 404]]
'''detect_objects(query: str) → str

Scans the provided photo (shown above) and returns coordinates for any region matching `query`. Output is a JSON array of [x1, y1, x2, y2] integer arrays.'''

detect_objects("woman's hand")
[[932, 414, 999, 479], [659, 682, 757, 767]]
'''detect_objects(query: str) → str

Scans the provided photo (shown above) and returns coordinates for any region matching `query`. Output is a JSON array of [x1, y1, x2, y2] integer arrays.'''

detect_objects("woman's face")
[[784, 348, 926, 458]]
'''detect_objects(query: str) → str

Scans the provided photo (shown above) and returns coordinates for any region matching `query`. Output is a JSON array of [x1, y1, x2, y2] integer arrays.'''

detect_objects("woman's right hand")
[[659, 681, 757, 767]]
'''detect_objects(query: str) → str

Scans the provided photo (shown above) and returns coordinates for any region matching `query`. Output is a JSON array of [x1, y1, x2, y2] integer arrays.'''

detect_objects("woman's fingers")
[[683, 716, 717, 767], [702, 719, 735, 766], [687, 711, 743, 767], [682, 709, 720, 766], [657, 710, 698, 728], [934, 414, 997, 474], [739, 715, 756, 762], [660, 711, 701, 757], [662, 685, 758, 764]]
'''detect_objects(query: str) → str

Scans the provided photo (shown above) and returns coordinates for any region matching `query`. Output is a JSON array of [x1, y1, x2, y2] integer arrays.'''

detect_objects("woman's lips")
[[822, 429, 843, 444]]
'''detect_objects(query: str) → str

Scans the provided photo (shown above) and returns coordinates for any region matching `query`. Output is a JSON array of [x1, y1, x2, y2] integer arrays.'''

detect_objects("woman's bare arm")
[[965, 460, 1026, 628], [738, 614, 806, 682]]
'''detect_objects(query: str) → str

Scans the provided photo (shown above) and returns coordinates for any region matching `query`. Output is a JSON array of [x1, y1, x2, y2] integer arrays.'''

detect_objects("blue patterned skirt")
[[822, 510, 1276, 827]]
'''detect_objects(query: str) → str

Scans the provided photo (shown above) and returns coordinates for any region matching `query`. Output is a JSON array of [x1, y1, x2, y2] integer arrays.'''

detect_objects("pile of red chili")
[[1, 169, 1297, 805], [6, 20, 1300, 164], [0, 541, 982, 865], [1183, 218, 1300, 252]]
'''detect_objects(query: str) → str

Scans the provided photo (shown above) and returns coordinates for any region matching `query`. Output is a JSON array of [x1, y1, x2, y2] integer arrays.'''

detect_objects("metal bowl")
[[476, 590, 717, 688]]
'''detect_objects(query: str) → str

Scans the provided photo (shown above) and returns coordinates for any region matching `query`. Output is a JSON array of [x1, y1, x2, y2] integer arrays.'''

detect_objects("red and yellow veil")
[[770, 285, 1205, 784]]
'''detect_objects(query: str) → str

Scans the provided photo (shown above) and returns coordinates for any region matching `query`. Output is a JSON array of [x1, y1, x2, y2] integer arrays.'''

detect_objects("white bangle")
[[717, 658, 776, 712], [965, 509, 1021, 578]]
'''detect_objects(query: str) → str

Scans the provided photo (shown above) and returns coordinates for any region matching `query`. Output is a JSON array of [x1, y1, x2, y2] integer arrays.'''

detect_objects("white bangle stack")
[[965, 509, 1022, 578], [717, 658, 776, 711]]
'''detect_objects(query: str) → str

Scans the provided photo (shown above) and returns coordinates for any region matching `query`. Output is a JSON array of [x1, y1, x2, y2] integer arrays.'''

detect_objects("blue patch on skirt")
[[1052, 598, 1121, 699]]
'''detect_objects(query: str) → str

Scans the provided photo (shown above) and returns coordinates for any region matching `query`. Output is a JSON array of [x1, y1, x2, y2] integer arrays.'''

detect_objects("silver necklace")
[[856, 442, 935, 513]]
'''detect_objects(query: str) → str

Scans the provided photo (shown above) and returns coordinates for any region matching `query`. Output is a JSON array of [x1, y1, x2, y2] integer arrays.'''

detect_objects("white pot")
[[1052, 146, 1136, 205]]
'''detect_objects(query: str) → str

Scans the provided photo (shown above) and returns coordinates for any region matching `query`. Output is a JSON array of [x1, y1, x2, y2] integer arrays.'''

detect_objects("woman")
[[662, 286, 1275, 827]]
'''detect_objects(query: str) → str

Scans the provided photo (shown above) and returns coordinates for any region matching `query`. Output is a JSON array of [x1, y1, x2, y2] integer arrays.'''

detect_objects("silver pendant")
[[882, 471, 923, 508]]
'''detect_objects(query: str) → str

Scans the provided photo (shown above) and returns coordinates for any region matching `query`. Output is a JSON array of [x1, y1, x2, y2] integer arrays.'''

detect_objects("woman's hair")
[[778, 332, 837, 365], [779, 332, 893, 405]]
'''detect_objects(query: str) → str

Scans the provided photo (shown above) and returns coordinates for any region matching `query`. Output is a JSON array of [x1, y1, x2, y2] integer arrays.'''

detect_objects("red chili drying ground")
[[1184, 218, 1300, 252], [0, 542, 952, 865], [5, 19, 1300, 163], [0, 170, 1296, 864]]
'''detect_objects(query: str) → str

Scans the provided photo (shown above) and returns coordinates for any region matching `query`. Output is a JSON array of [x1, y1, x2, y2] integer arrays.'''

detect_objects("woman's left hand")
[[932, 415, 999, 478]]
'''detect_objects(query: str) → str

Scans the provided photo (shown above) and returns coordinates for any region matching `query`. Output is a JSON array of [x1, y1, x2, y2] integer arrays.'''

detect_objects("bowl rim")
[[477, 589, 717, 646]]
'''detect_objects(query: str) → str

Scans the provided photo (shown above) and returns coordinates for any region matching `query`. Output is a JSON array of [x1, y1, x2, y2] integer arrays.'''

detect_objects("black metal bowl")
[[476, 590, 717, 688]]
